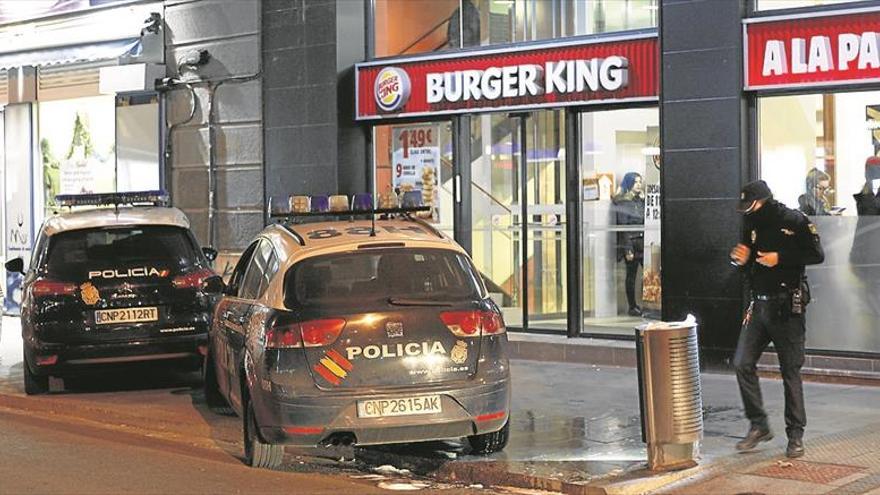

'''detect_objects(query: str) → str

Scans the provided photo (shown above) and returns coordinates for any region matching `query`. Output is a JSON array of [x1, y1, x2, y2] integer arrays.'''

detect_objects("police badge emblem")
[[450, 340, 468, 365], [385, 321, 404, 338], [80, 282, 100, 306]]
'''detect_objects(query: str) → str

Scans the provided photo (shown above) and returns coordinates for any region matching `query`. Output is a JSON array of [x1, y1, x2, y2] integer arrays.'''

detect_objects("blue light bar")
[[56, 190, 169, 208]]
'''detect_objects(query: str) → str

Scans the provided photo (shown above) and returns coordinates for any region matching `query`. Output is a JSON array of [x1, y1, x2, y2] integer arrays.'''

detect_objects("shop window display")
[[580, 107, 659, 335], [759, 91, 880, 353]]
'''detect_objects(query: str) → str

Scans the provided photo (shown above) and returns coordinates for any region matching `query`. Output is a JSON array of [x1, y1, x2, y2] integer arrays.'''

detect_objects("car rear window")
[[44, 226, 200, 280], [285, 248, 484, 308]]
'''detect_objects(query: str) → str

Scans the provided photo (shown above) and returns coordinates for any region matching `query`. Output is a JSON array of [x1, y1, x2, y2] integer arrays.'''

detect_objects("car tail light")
[[440, 310, 505, 337], [32, 278, 77, 298], [265, 316, 346, 349], [300, 319, 346, 347], [172, 268, 216, 289]]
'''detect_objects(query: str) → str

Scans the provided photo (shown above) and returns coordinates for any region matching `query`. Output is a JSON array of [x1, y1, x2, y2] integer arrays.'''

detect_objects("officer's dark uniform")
[[733, 183, 824, 454]]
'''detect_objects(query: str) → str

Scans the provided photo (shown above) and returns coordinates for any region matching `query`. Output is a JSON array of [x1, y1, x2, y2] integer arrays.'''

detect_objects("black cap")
[[738, 180, 772, 212]]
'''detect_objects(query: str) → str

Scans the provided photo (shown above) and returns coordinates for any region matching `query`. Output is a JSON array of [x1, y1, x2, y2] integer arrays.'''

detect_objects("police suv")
[[204, 193, 511, 469], [5, 192, 223, 395]]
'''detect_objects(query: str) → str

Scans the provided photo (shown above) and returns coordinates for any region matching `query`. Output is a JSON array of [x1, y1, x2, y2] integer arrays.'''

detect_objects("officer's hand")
[[625, 250, 634, 262], [730, 244, 751, 266], [756, 251, 779, 267]]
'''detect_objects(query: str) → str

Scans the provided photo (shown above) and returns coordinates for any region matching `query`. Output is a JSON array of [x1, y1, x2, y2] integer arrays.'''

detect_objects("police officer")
[[729, 180, 824, 459]]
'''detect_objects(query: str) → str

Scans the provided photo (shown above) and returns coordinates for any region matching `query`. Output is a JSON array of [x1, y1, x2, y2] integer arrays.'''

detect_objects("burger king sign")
[[374, 67, 411, 113]]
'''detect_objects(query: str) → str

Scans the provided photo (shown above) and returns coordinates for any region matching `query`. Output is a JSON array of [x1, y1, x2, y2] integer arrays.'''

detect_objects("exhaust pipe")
[[322, 432, 356, 448]]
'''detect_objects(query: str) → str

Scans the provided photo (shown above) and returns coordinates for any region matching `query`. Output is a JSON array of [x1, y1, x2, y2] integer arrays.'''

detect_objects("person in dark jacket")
[[730, 180, 824, 459], [613, 172, 645, 317], [797, 168, 832, 216], [850, 156, 880, 316]]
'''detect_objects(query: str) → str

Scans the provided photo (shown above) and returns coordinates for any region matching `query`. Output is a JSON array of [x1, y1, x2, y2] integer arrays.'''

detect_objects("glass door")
[[469, 109, 567, 330]]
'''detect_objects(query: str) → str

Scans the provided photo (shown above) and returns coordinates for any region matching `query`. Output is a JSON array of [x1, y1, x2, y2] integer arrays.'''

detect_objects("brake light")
[[265, 317, 346, 349], [32, 278, 77, 298], [440, 310, 506, 337], [172, 268, 216, 290], [301, 319, 346, 347]]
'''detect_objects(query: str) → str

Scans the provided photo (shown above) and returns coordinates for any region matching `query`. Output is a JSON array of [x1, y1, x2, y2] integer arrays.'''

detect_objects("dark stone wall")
[[660, 0, 749, 356], [262, 0, 369, 214]]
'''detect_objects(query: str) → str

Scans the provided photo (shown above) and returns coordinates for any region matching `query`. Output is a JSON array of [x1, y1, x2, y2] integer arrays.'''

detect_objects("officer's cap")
[[738, 180, 772, 212]]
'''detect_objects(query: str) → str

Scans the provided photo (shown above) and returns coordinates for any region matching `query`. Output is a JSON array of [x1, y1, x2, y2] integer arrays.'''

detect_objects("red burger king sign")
[[356, 33, 658, 121]]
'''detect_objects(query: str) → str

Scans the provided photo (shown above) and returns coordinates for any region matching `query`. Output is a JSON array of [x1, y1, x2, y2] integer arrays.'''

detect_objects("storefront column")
[[516, 113, 529, 333], [564, 107, 583, 338], [660, 0, 748, 357], [452, 115, 472, 255]]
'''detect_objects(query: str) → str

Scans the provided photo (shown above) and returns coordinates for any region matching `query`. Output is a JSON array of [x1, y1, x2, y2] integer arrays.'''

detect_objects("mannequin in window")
[[613, 172, 645, 317], [798, 168, 832, 216], [447, 0, 480, 49]]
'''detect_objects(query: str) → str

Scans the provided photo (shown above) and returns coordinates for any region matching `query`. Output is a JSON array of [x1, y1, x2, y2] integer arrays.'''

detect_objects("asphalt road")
[[0, 411, 390, 495]]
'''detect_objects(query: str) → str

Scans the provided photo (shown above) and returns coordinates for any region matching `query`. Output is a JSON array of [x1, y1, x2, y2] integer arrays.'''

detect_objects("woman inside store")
[[613, 172, 645, 317], [798, 168, 832, 216]]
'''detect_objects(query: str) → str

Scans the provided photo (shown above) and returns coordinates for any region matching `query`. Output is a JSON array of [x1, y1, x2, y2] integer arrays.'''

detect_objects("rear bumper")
[[252, 378, 511, 447], [25, 332, 207, 375]]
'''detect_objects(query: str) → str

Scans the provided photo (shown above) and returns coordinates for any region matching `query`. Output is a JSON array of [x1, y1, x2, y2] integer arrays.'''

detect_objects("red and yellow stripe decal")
[[314, 349, 354, 386]]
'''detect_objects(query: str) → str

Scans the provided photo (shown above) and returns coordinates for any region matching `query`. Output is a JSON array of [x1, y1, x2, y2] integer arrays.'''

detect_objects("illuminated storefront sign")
[[356, 33, 658, 121], [745, 7, 880, 90]]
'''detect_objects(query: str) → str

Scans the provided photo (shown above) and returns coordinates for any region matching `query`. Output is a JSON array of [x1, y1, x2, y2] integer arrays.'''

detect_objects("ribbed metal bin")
[[636, 321, 703, 471]]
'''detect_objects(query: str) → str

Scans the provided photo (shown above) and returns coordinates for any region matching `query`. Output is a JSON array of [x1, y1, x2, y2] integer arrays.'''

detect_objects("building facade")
[[2, 0, 879, 371]]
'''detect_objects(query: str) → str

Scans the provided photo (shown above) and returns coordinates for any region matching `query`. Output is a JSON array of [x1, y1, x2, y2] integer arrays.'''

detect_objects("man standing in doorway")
[[729, 180, 824, 458]]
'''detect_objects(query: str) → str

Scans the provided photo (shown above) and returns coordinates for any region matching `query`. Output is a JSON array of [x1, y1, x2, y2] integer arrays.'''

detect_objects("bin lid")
[[636, 314, 697, 334]]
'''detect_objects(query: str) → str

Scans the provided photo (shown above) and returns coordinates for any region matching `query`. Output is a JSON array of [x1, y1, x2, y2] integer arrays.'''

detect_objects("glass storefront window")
[[38, 96, 116, 212], [759, 91, 880, 353], [469, 110, 567, 329], [372, 121, 454, 236], [755, 0, 862, 11], [372, 0, 657, 58], [580, 108, 659, 335]]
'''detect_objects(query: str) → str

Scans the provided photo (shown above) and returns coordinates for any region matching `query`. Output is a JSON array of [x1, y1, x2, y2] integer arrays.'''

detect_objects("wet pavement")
[[2, 315, 880, 494]]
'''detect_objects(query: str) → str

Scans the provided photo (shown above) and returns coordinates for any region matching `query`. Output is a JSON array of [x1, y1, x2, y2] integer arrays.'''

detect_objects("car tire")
[[23, 354, 49, 395], [243, 397, 283, 469], [203, 352, 234, 415], [467, 419, 509, 455]]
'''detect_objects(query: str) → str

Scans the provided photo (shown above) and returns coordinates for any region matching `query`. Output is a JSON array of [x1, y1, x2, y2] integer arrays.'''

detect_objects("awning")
[[0, 37, 141, 71]]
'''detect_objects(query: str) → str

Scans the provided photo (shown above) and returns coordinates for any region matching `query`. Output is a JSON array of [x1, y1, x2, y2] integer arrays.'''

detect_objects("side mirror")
[[202, 247, 218, 262], [203, 275, 225, 295], [5, 258, 24, 275]]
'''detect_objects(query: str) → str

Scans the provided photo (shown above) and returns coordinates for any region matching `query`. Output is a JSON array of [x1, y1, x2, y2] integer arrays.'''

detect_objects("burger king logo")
[[374, 67, 411, 113]]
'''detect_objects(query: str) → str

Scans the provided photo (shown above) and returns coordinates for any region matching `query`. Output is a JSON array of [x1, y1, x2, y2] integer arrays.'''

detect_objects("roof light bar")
[[56, 190, 169, 208], [268, 192, 429, 218]]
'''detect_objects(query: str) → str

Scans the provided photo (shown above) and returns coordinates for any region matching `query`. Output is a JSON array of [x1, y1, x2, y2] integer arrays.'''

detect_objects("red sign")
[[745, 8, 880, 90], [356, 34, 658, 121]]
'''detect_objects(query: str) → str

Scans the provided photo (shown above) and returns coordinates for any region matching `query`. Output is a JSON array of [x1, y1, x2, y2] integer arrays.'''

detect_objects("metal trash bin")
[[635, 318, 703, 471]]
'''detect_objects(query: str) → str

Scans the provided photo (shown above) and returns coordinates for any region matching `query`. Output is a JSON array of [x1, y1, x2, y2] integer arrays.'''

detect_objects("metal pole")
[[518, 113, 529, 333], [565, 108, 583, 338], [453, 115, 473, 255]]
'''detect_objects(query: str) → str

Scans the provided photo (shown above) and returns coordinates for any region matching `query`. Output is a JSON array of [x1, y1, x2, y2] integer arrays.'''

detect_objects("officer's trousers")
[[733, 299, 807, 439]]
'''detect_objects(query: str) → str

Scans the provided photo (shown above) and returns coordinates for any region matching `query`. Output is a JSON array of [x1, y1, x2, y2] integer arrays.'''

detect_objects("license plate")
[[357, 395, 442, 418], [95, 307, 159, 325]]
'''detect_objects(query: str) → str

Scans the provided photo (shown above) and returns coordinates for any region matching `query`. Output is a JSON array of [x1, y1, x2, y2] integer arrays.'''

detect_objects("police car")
[[204, 192, 510, 469], [5, 191, 223, 395]]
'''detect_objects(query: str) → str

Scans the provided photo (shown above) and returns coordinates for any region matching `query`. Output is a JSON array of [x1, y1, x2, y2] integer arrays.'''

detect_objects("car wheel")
[[23, 354, 49, 395], [467, 420, 509, 455], [203, 352, 234, 415], [243, 397, 283, 469]]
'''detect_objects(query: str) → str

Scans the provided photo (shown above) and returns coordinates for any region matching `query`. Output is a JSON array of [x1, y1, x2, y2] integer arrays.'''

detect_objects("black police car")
[[5, 192, 223, 394]]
